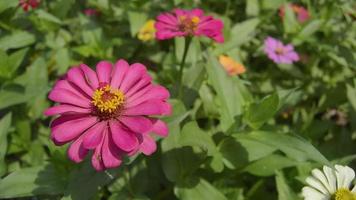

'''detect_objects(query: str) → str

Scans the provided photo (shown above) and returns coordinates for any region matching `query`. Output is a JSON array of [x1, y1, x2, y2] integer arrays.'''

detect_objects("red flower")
[[19, 0, 39, 12], [279, 4, 310, 23]]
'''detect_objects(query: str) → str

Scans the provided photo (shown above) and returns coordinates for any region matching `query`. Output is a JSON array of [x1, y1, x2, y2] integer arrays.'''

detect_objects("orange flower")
[[218, 55, 246, 76]]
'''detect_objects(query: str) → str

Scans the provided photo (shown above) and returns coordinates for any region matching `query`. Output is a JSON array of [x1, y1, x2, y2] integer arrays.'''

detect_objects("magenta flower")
[[84, 8, 100, 17], [19, 0, 39, 11], [45, 59, 171, 171], [264, 37, 299, 64], [155, 8, 224, 43]]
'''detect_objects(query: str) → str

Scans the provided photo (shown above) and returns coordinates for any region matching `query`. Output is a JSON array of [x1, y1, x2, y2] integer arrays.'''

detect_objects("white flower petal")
[[306, 176, 330, 195], [302, 186, 329, 200], [312, 168, 334, 194], [335, 165, 355, 189], [323, 165, 337, 193]]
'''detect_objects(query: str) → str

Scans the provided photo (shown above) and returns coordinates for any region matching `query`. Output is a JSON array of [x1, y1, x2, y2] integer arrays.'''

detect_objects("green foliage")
[[0, 0, 355, 199]]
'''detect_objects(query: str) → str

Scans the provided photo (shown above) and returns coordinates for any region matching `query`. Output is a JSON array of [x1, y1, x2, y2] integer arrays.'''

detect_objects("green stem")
[[178, 37, 192, 99]]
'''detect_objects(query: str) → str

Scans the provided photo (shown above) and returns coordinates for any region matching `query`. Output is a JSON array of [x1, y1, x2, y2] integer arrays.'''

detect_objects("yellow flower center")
[[92, 84, 125, 116], [275, 47, 285, 55], [333, 188, 356, 200], [178, 15, 200, 34], [138, 20, 156, 42]]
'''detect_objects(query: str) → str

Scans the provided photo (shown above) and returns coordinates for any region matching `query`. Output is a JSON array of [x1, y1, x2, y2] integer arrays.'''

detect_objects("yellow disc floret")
[[178, 15, 200, 34], [92, 85, 125, 114], [333, 188, 356, 200]]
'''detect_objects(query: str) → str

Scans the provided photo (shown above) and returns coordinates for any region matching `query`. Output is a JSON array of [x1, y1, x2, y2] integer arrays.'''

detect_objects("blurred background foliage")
[[0, 0, 355, 199]]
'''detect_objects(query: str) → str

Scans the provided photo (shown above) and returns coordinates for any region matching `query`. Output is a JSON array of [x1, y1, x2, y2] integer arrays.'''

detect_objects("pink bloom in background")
[[264, 37, 299, 64], [155, 8, 224, 43], [19, 0, 39, 11], [45, 59, 171, 171], [84, 9, 100, 17], [279, 4, 310, 23]]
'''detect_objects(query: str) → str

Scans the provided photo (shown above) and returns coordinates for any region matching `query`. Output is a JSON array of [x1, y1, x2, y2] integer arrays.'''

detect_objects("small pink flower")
[[264, 37, 299, 64], [84, 9, 100, 17], [19, 0, 39, 11], [155, 8, 224, 43], [279, 4, 310, 23], [45, 59, 171, 171]]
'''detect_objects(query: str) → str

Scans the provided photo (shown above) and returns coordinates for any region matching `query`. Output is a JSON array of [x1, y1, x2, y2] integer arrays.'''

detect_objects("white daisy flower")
[[302, 165, 356, 200]]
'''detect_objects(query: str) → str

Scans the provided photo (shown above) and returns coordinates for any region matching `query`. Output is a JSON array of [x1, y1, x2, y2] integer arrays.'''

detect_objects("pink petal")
[[124, 75, 152, 98], [101, 132, 122, 169], [191, 8, 204, 17], [51, 115, 97, 144], [120, 63, 147, 93], [126, 85, 170, 108], [80, 64, 99, 89], [91, 138, 105, 171], [126, 84, 152, 102], [66, 67, 94, 97], [82, 122, 107, 149], [119, 116, 153, 134], [48, 88, 90, 108], [110, 59, 130, 89], [140, 134, 157, 155], [151, 119, 169, 137], [96, 61, 112, 83], [109, 120, 139, 152], [124, 100, 171, 116], [68, 136, 88, 163], [156, 13, 178, 26], [53, 80, 90, 100], [44, 104, 90, 116]]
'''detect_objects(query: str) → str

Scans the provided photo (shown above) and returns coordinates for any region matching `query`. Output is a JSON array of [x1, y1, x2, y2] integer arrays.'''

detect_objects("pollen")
[[178, 15, 200, 34], [92, 84, 125, 114], [333, 188, 356, 200]]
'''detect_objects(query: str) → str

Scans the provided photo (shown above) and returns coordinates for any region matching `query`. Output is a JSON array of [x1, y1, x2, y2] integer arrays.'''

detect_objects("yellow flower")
[[218, 55, 246, 76], [137, 20, 156, 42]]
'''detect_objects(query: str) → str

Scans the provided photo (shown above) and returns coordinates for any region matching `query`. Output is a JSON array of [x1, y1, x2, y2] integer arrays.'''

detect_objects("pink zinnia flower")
[[19, 0, 39, 11], [264, 37, 299, 64], [155, 8, 224, 43], [84, 9, 100, 17], [279, 4, 310, 23], [44, 59, 171, 171]]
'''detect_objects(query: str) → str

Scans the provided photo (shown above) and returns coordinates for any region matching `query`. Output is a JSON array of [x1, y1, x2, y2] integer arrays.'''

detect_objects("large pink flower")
[[45, 59, 171, 171], [155, 8, 224, 43]]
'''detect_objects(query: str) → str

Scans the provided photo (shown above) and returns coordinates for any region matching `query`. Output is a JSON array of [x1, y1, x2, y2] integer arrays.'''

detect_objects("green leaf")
[[0, 32, 35, 51], [0, 113, 11, 176], [204, 50, 250, 131], [215, 18, 260, 54], [0, 87, 27, 110], [179, 121, 224, 172], [35, 10, 63, 24], [295, 20, 323, 43], [0, 0, 17, 13], [244, 154, 297, 176], [128, 11, 147, 37], [347, 82, 356, 111], [245, 93, 279, 129], [234, 131, 329, 165], [246, 0, 260, 16], [0, 164, 65, 198], [175, 178, 227, 200], [275, 170, 300, 200], [219, 136, 277, 169], [0, 48, 28, 79], [283, 4, 299, 33], [63, 162, 118, 200], [179, 122, 217, 156]]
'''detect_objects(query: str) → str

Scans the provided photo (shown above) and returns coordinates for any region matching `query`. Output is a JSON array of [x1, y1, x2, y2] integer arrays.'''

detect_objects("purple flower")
[[264, 37, 299, 64]]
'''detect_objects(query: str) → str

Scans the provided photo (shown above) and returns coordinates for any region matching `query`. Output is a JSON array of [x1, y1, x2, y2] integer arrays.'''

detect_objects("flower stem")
[[178, 37, 192, 99]]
